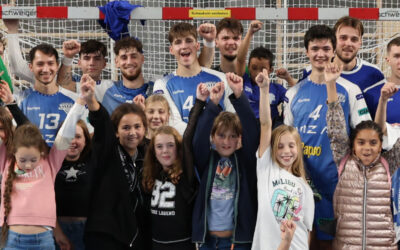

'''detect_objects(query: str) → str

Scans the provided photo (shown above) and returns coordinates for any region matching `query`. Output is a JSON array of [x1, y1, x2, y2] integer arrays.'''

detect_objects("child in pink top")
[[0, 90, 86, 249]]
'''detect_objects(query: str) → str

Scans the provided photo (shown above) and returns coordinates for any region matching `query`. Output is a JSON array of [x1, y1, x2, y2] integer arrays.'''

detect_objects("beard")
[[223, 54, 237, 62], [336, 50, 357, 64], [122, 67, 141, 81]]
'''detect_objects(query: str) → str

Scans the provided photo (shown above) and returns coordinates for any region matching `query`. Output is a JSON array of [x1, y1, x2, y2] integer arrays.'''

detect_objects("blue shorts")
[[4, 229, 55, 250]]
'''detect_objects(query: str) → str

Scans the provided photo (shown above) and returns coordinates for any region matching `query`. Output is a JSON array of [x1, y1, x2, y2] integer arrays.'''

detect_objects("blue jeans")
[[199, 234, 251, 250], [56, 220, 86, 250], [4, 229, 55, 250]]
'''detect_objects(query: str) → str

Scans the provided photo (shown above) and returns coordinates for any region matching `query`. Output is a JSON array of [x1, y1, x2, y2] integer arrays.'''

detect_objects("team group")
[[0, 14, 398, 250]]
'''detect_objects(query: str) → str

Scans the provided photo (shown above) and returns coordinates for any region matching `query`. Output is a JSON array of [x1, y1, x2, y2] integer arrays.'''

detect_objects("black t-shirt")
[[150, 174, 192, 243], [55, 156, 92, 217]]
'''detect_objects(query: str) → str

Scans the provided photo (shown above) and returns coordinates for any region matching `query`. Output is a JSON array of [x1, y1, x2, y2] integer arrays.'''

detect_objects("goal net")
[[1, 0, 399, 84]]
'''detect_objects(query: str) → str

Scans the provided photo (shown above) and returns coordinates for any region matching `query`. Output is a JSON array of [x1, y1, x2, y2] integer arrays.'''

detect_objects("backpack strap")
[[338, 154, 351, 177], [380, 157, 391, 186]]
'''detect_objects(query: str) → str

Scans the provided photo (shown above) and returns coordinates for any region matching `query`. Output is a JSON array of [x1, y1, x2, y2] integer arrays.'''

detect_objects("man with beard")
[[213, 18, 243, 73], [300, 16, 385, 118], [100, 37, 153, 114]]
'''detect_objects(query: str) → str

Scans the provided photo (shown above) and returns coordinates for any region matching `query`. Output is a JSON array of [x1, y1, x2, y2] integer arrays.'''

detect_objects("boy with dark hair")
[[59, 37, 153, 114], [235, 20, 287, 127], [15, 44, 91, 146], [153, 22, 234, 135], [284, 24, 370, 249], [299, 16, 385, 118], [57, 39, 108, 92], [192, 72, 258, 249]]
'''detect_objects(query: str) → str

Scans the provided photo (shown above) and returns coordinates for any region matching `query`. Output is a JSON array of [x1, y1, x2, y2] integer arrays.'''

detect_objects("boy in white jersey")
[[153, 22, 234, 135], [284, 25, 370, 250]]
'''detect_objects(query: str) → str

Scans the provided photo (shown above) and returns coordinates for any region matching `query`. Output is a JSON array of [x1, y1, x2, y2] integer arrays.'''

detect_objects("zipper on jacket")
[[202, 153, 216, 243], [362, 166, 367, 250], [231, 153, 240, 245], [129, 198, 139, 247]]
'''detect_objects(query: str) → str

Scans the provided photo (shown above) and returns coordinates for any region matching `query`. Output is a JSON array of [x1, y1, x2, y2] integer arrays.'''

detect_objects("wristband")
[[62, 57, 74, 66], [203, 40, 215, 48]]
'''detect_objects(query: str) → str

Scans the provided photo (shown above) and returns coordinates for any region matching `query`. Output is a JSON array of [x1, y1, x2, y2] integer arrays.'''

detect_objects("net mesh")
[[1, 0, 398, 84]]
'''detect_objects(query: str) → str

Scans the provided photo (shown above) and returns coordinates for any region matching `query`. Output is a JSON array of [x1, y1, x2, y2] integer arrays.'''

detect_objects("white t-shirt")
[[252, 148, 314, 250]]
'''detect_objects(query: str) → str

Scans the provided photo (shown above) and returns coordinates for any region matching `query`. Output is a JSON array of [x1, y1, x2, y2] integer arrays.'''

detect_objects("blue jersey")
[[301, 58, 385, 118], [242, 72, 286, 119], [99, 80, 153, 114], [284, 77, 370, 239], [17, 87, 85, 146], [153, 67, 234, 134]]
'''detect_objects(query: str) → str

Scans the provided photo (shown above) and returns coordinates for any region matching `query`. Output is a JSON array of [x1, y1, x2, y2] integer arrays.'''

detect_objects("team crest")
[[59, 102, 73, 114]]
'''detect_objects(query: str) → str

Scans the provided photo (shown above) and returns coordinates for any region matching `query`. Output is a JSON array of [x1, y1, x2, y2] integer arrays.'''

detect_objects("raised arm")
[[226, 72, 259, 157], [256, 69, 271, 156], [193, 82, 224, 176], [235, 20, 262, 77], [182, 83, 208, 195], [197, 23, 216, 68], [57, 40, 81, 92], [276, 68, 297, 87], [0, 79, 29, 126], [325, 63, 349, 166], [4, 19, 34, 83], [374, 82, 398, 135]]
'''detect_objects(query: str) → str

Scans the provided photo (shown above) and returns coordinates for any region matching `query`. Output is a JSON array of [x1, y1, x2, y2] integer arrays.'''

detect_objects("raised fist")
[[63, 40, 81, 59], [198, 23, 216, 42]]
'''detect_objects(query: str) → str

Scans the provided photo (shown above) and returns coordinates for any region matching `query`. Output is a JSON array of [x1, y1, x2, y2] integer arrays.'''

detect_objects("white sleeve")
[[341, 78, 372, 128], [222, 75, 235, 113], [153, 78, 187, 135], [383, 123, 400, 150], [54, 103, 86, 150], [6, 34, 35, 83], [283, 90, 294, 126]]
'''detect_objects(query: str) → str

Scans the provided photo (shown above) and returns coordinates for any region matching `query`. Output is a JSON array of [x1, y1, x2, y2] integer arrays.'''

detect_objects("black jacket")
[[84, 104, 150, 249]]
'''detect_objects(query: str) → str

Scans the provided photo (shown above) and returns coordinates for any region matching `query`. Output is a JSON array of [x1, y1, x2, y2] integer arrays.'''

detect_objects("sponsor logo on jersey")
[[172, 89, 184, 95], [338, 93, 346, 103], [27, 106, 40, 111], [358, 108, 369, 116], [113, 94, 124, 98], [59, 102, 73, 113], [245, 86, 253, 94], [298, 98, 310, 103], [204, 81, 218, 90], [301, 143, 322, 158], [153, 90, 164, 94], [356, 93, 364, 100]]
